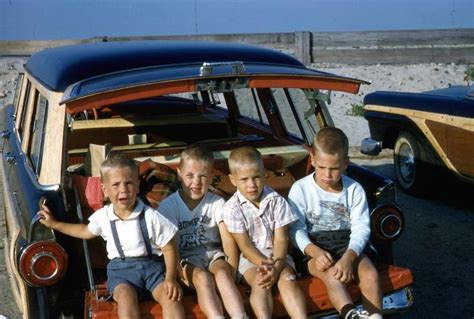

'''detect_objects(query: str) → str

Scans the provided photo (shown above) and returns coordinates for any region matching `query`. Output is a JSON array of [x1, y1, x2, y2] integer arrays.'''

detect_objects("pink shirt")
[[222, 186, 298, 251]]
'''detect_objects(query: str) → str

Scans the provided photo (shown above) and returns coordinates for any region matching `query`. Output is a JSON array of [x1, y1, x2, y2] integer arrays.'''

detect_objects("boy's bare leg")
[[307, 259, 352, 313], [277, 267, 307, 319], [184, 263, 225, 318], [356, 255, 383, 315], [152, 282, 185, 319], [113, 283, 140, 319], [243, 267, 273, 319], [210, 259, 247, 318]]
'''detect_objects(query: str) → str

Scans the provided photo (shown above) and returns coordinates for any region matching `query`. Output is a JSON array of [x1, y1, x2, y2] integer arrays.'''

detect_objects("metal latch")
[[200, 61, 246, 76]]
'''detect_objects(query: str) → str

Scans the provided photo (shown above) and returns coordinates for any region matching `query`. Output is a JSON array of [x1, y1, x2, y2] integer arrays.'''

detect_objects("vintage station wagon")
[[361, 85, 474, 195], [0, 40, 413, 318]]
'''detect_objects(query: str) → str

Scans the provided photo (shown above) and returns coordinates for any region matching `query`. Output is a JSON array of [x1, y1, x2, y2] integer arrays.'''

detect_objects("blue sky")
[[0, 0, 473, 40]]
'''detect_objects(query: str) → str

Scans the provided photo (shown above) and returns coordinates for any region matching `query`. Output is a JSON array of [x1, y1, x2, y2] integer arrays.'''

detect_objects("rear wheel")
[[393, 131, 433, 195]]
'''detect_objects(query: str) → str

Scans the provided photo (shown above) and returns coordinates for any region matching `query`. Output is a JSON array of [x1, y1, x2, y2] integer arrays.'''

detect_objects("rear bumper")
[[313, 286, 414, 319]]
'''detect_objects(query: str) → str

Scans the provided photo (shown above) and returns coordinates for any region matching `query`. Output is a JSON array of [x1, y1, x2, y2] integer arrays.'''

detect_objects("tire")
[[393, 131, 433, 195]]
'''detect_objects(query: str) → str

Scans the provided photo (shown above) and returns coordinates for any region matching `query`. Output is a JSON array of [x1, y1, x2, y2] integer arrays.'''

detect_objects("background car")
[[1, 40, 413, 318], [361, 85, 474, 195]]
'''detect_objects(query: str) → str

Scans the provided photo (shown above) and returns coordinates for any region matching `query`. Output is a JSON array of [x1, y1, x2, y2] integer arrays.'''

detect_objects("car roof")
[[426, 85, 474, 99], [364, 85, 474, 117], [25, 40, 307, 92]]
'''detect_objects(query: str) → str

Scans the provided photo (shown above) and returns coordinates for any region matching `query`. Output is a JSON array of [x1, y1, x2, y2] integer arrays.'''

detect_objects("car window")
[[271, 88, 307, 142], [209, 93, 228, 110], [29, 94, 48, 174], [289, 89, 329, 144], [13, 73, 24, 118], [17, 79, 31, 139], [234, 88, 269, 125]]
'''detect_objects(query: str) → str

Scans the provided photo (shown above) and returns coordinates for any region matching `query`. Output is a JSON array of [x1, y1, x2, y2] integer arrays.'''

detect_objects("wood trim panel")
[[446, 118, 474, 177]]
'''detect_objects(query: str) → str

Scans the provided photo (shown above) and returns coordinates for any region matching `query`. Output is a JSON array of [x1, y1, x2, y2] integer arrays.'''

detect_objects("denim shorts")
[[107, 255, 165, 300], [180, 247, 226, 270]]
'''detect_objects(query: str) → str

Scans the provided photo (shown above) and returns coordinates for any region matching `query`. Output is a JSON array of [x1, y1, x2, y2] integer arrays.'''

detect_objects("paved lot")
[[352, 157, 474, 318]]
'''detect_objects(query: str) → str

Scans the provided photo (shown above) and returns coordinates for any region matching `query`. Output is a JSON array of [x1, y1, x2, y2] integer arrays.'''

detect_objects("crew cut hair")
[[100, 153, 138, 181], [313, 127, 349, 159], [228, 146, 263, 174], [179, 144, 215, 168]]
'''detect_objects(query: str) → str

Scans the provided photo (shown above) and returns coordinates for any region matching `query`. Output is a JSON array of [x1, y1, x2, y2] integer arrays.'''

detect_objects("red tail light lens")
[[370, 205, 404, 241], [19, 241, 68, 287]]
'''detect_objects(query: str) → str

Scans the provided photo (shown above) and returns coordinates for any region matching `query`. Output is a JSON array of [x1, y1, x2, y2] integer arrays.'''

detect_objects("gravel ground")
[[0, 56, 472, 318]]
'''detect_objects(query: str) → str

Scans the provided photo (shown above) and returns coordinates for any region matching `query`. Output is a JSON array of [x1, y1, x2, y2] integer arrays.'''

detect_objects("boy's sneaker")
[[346, 309, 371, 319]]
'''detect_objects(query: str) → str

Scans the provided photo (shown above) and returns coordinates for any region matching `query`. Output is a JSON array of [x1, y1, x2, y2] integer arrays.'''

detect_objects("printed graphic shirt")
[[222, 186, 298, 251], [288, 174, 370, 256], [158, 191, 226, 256]]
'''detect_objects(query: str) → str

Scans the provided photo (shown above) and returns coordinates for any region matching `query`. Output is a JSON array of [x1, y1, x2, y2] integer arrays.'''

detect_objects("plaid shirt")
[[138, 159, 181, 208], [222, 186, 298, 251]]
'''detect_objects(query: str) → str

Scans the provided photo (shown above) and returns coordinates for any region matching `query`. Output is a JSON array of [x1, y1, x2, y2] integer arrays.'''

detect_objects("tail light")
[[19, 241, 68, 287], [370, 205, 404, 241]]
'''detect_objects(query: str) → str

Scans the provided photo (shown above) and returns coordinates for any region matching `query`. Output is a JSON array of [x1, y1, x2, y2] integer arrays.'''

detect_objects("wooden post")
[[295, 31, 312, 65]]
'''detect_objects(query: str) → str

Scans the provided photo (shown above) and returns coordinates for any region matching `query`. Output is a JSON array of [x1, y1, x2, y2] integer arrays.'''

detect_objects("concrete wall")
[[1, 29, 473, 65]]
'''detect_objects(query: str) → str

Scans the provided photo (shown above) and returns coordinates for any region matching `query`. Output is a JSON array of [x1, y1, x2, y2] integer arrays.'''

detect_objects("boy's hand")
[[163, 278, 183, 301], [312, 249, 334, 272], [257, 255, 278, 288], [331, 250, 357, 283], [37, 202, 57, 229]]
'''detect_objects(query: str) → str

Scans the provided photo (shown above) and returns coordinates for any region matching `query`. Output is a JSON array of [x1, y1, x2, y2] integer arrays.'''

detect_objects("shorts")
[[180, 247, 226, 270], [310, 230, 351, 259], [292, 230, 351, 275], [237, 247, 296, 283], [107, 255, 165, 300]]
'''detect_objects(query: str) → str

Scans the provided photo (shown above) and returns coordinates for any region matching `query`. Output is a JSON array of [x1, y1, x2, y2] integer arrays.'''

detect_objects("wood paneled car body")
[[361, 86, 474, 195], [1, 40, 413, 318]]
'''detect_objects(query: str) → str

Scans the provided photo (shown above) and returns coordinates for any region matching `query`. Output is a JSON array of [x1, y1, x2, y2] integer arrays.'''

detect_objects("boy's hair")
[[313, 127, 349, 159], [100, 153, 139, 181], [179, 144, 215, 169], [228, 146, 263, 174]]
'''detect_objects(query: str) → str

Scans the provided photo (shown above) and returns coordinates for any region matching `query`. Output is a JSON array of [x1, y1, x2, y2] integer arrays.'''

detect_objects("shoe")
[[347, 309, 371, 319]]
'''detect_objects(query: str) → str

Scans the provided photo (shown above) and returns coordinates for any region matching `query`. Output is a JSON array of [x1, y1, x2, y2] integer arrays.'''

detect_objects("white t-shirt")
[[88, 199, 178, 260], [158, 191, 226, 256], [288, 174, 370, 256]]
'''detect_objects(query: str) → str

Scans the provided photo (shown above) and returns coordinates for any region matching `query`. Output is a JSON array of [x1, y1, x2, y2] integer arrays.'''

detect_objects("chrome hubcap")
[[399, 143, 415, 182]]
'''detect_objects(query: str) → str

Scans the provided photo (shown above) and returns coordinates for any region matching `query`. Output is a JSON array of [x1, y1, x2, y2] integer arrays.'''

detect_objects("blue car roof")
[[364, 85, 474, 118], [25, 40, 306, 92]]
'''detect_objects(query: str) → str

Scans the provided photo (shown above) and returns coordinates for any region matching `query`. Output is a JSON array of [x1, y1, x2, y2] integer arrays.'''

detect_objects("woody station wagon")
[[361, 85, 474, 195], [0, 40, 413, 318]]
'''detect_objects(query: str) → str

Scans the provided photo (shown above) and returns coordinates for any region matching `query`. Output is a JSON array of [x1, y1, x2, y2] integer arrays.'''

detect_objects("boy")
[[38, 154, 184, 319], [288, 127, 383, 319], [222, 146, 307, 319], [158, 145, 247, 319]]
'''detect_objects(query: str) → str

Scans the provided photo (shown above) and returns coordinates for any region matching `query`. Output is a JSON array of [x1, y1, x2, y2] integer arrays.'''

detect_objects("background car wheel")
[[394, 131, 433, 195]]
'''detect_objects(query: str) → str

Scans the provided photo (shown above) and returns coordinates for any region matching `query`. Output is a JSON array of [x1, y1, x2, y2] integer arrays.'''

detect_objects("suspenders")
[[109, 208, 153, 260]]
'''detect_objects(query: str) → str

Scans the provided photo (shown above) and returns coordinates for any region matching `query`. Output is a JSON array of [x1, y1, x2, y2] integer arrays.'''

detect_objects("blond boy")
[[288, 127, 383, 319], [222, 146, 307, 319], [38, 154, 184, 319], [159, 145, 247, 319]]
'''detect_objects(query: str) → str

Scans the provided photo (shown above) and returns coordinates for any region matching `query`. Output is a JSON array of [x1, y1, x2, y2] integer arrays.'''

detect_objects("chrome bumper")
[[360, 137, 383, 156], [311, 286, 414, 318]]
